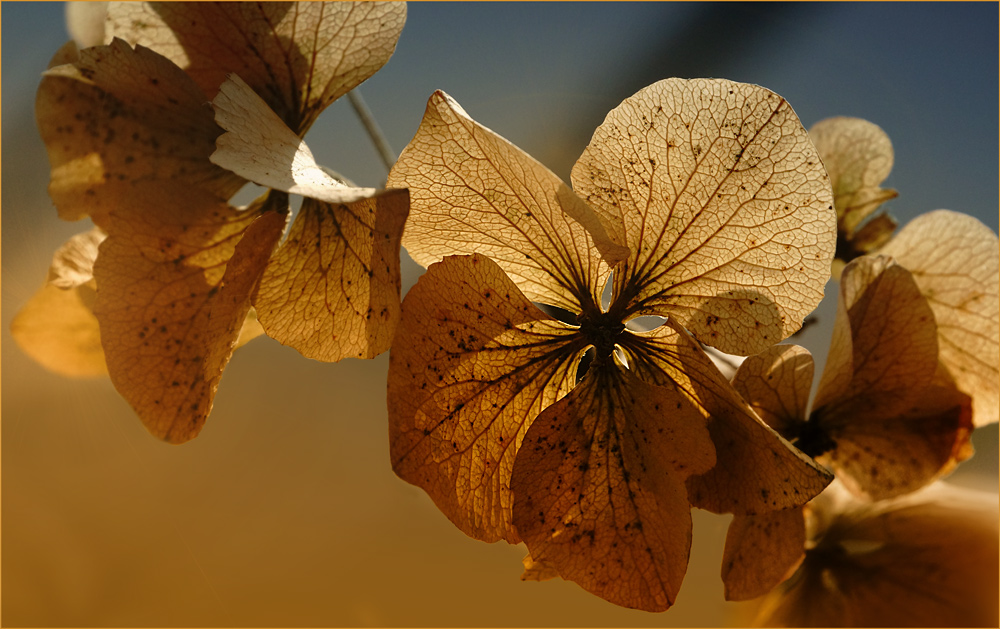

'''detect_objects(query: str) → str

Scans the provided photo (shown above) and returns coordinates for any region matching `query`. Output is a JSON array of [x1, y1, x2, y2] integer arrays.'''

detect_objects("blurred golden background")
[[3, 2, 997, 626]]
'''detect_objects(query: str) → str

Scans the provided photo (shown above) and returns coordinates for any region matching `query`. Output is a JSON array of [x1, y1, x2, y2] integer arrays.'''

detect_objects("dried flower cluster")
[[12, 2, 999, 624]]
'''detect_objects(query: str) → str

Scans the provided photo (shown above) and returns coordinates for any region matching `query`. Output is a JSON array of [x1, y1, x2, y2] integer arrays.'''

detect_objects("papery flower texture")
[[386, 80, 839, 611]]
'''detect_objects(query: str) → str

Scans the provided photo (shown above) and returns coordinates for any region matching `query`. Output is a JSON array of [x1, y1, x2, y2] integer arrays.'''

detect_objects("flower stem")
[[347, 89, 396, 176]]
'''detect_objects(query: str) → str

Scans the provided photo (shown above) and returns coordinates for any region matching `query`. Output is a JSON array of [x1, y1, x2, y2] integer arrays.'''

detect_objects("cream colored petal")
[[388, 91, 628, 314], [809, 117, 897, 235], [388, 254, 582, 543], [45, 227, 105, 288], [106, 1, 406, 135], [573, 78, 836, 355], [66, 1, 107, 49], [210, 74, 377, 204], [36, 39, 243, 227], [731, 344, 813, 440], [512, 366, 715, 612], [881, 210, 1000, 426], [252, 190, 408, 361]]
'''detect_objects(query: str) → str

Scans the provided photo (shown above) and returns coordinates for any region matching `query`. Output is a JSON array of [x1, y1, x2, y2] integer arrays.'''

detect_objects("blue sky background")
[[3, 2, 998, 626]]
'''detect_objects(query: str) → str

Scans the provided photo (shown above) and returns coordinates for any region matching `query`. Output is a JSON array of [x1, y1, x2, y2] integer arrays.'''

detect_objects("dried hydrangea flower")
[[722, 229, 997, 600], [386, 79, 837, 611], [22, 1, 407, 443]]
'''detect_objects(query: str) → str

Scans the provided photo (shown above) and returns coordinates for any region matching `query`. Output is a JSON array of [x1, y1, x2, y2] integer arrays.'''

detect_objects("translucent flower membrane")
[[386, 80, 838, 611], [19, 2, 408, 443], [722, 210, 998, 603], [750, 481, 999, 628], [809, 116, 899, 278]]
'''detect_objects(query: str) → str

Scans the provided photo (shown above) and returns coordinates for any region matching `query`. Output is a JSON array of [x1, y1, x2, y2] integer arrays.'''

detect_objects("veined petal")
[[620, 320, 831, 515], [512, 366, 715, 612], [211, 74, 378, 204], [573, 78, 836, 355], [881, 210, 1000, 426], [388, 254, 582, 543], [94, 187, 287, 443], [731, 344, 813, 440], [35, 39, 243, 227], [388, 90, 628, 314], [807, 255, 973, 499], [107, 1, 406, 135], [722, 508, 806, 602], [809, 117, 898, 237], [252, 190, 409, 361], [814, 256, 938, 414]]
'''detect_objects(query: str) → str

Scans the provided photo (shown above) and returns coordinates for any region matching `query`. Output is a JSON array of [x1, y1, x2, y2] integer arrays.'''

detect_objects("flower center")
[[578, 310, 625, 361]]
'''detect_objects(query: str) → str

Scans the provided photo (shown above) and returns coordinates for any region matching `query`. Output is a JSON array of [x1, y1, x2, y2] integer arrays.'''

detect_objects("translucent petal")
[[573, 78, 836, 355], [387, 90, 628, 314], [881, 210, 1000, 426], [388, 253, 581, 542]]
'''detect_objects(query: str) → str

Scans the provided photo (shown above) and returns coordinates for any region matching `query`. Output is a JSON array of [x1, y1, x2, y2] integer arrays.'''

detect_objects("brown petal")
[[731, 344, 814, 440], [387, 91, 628, 314], [94, 187, 287, 443], [755, 482, 999, 627], [881, 210, 1000, 426], [572, 78, 836, 355], [722, 509, 806, 601], [106, 1, 406, 135], [388, 253, 582, 543], [36, 39, 244, 228], [806, 255, 973, 498], [252, 190, 408, 361], [824, 385, 973, 500], [813, 255, 938, 417], [621, 320, 832, 515], [512, 367, 715, 612]]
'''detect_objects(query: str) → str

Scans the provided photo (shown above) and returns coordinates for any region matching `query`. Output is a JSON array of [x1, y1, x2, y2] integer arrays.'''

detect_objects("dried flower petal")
[[210, 74, 378, 204], [36, 39, 242, 227], [94, 188, 286, 442], [252, 191, 408, 361], [387, 90, 628, 314], [388, 253, 582, 542], [754, 482, 999, 627], [881, 210, 1000, 426], [573, 78, 836, 355], [622, 321, 832, 515], [106, 1, 406, 135], [722, 509, 806, 602], [731, 344, 814, 441], [810, 117, 898, 237], [512, 366, 715, 612], [11, 229, 107, 377]]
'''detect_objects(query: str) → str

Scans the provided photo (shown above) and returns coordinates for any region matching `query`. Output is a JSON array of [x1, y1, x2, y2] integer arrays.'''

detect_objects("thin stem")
[[347, 89, 396, 175]]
